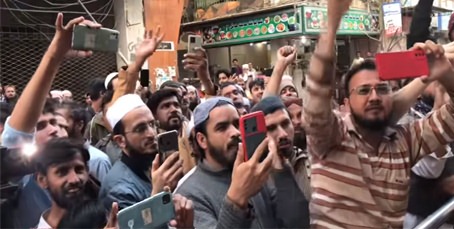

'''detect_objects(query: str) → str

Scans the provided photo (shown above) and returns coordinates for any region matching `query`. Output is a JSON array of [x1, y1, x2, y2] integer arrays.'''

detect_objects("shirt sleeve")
[[1, 117, 34, 148], [302, 81, 344, 158], [407, 103, 454, 165], [411, 149, 453, 178]]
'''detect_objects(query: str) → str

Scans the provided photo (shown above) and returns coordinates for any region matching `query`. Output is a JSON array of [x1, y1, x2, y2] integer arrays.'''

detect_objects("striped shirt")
[[303, 79, 454, 228]]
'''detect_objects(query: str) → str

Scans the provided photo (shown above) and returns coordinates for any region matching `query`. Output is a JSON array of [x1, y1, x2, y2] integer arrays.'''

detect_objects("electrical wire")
[[42, 0, 97, 7], [8, 0, 55, 28], [13, 0, 76, 10], [2, 0, 51, 40]]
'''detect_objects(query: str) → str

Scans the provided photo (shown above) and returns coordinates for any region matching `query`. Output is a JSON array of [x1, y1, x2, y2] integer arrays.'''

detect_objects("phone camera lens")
[[162, 194, 171, 205], [252, 126, 257, 132], [190, 37, 195, 43]]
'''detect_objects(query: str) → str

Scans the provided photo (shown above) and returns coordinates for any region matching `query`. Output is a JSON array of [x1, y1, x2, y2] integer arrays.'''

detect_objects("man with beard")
[[187, 85, 200, 111], [175, 97, 309, 228], [159, 81, 192, 120], [251, 96, 311, 201], [147, 89, 195, 173], [100, 94, 184, 210], [303, 0, 454, 227], [36, 138, 91, 228], [55, 102, 111, 182]]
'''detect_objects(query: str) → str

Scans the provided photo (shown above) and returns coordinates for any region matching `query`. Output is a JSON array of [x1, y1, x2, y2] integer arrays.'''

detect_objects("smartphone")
[[117, 191, 175, 229], [376, 50, 429, 81], [239, 111, 267, 161], [157, 130, 179, 164], [72, 25, 119, 53], [140, 70, 150, 87], [187, 35, 203, 53]]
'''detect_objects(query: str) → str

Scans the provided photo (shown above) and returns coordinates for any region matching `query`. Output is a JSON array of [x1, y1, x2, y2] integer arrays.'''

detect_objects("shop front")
[[179, 4, 380, 89]]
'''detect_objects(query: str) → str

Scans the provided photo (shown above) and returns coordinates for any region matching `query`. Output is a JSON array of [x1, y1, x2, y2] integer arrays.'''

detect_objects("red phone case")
[[376, 50, 429, 81], [239, 111, 267, 161]]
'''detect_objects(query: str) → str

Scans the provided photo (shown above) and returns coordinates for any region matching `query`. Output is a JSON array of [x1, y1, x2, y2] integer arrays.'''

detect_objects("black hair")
[[263, 68, 273, 77], [193, 120, 208, 159], [219, 82, 237, 91], [88, 78, 106, 102], [147, 89, 181, 116], [250, 96, 286, 115], [248, 78, 265, 92], [43, 98, 57, 115], [56, 102, 90, 134], [57, 200, 107, 229], [343, 59, 377, 97], [216, 69, 231, 78], [101, 89, 114, 112], [0, 102, 11, 125], [35, 138, 90, 175], [112, 120, 125, 136], [232, 59, 238, 62]]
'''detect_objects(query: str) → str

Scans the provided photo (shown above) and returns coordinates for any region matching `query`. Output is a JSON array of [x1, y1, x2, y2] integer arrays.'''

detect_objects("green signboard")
[[200, 7, 304, 48], [302, 6, 380, 35]]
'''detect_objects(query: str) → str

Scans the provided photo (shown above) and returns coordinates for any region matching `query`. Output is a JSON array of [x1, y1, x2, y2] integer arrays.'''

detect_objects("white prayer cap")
[[106, 94, 146, 129], [105, 72, 118, 89], [242, 64, 249, 69]]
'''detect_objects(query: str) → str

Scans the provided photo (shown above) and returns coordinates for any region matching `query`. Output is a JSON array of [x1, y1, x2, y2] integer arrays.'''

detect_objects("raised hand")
[[169, 194, 195, 229], [150, 152, 184, 196], [412, 41, 453, 83], [277, 45, 297, 66], [327, 0, 353, 32], [49, 13, 101, 58], [104, 202, 119, 229], [226, 138, 273, 208], [135, 27, 165, 62]]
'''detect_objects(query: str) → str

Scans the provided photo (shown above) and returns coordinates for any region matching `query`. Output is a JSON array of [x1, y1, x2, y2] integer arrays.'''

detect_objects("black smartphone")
[[157, 130, 179, 164], [140, 69, 150, 87]]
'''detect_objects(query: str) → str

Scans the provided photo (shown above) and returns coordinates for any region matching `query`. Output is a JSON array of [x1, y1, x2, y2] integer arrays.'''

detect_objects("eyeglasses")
[[125, 121, 157, 134], [350, 84, 392, 96]]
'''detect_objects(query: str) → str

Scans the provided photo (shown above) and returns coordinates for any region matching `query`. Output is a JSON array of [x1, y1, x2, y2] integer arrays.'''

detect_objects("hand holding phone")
[[239, 111, 268, 161], [71, 25, 119, 53], [226, 137, 273, 208], [376, 50, 429, 81], [157, 130, 179, 165], [117, 191, 175, 229], [151, 141, 183, 196]]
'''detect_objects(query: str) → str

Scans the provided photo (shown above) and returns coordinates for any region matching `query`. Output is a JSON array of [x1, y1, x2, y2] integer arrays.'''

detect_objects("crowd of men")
[[1, 0, 454, 228]]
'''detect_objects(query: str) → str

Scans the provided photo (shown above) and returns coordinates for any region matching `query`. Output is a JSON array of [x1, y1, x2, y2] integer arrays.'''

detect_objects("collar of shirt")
[[36, 210, 52, 229]]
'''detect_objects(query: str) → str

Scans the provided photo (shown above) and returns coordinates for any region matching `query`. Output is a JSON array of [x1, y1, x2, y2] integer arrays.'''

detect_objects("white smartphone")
[[187, 35, 203, 53]]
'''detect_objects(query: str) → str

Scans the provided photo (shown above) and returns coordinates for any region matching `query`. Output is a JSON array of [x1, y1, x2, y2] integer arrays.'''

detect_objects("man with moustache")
[[175, 97, 309, 229], [251, 96, 311, 200], [99, 94, 184, 210], [35, 138, 92, 228], [187, 85, 200, 111], [147, 89, 195, 173]]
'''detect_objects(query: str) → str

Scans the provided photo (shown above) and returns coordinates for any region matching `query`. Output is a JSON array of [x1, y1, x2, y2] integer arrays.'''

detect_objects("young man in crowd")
[[219, 82, 244, 105], [100, 94, 183, 210], [4, 84, 17, 105], [303, 0, 454, 227], [35, 138, 92, 228], [175, 97, 309, 229], [216, 69, 231, 85], [187, 85, 200, 111], [251, 96, 312, 201], [159, 81, 192, 120], [55, 102, 111, 182], [84, 77, 111, 145], [147, 89, 195, 173], [248, 78, 264, 106]]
